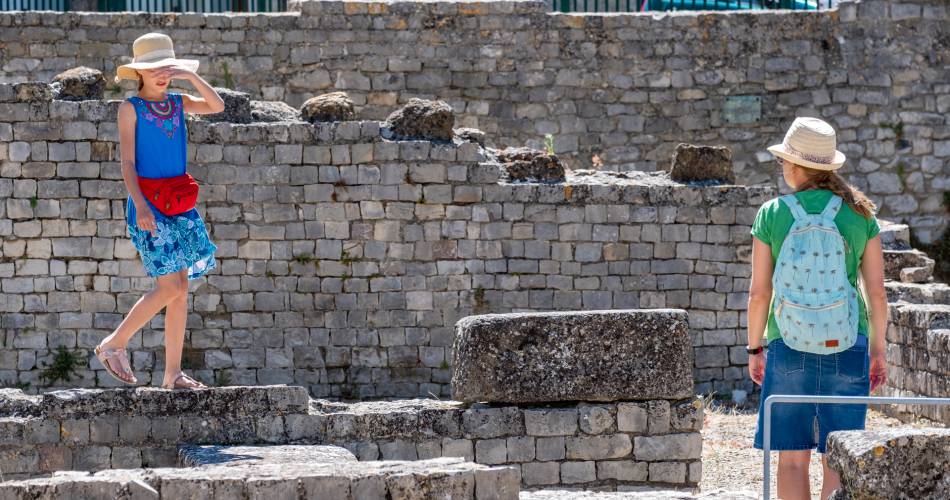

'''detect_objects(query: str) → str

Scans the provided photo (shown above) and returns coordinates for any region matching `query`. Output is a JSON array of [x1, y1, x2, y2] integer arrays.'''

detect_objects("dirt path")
[[699, 401, 941, 498]]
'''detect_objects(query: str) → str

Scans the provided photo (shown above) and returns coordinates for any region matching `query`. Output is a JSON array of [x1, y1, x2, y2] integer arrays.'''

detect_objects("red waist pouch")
[[137, 173, 200, 216]]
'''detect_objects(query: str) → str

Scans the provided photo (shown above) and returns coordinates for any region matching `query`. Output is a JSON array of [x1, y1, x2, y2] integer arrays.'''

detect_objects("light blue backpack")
[[772, 193, 860, 354]]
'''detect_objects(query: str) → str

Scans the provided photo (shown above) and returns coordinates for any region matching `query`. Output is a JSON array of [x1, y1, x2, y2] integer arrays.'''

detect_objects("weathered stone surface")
[[201, 87, 252, 123], [0, 386, 309, 419], [521, 489, 757, 499], [14, 82, 51, 102], [312, 398, 465, 441], [250, 100, 305, 123], [179, 444, 356, 467], [455, 127, 487, 146], [451, 310, 694, 403], [493, 147, 566, 183], [383, 97, 454, 141], [50, 67, 105, 101], [669, 144, 735, 184], [883, 249, 935, 283], [0, 457, 519, 499], [827, 428, 950, 500], [300, 91, 355, 122]]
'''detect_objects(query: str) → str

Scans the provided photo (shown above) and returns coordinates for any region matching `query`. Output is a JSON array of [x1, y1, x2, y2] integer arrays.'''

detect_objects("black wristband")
[[746, 345, 766, 355]]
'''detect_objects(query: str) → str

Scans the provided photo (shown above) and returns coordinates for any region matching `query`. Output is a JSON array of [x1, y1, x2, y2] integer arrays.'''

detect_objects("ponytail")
[[795, 168, 877, 219]]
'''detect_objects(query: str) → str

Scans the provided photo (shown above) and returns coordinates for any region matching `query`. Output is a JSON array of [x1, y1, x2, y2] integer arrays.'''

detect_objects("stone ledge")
[[452, 309, 694, 404], [179, 444, 356, 467], [0, 457, 520, 499], [827, 427, 950, 500], [0, 385, 309, 419]]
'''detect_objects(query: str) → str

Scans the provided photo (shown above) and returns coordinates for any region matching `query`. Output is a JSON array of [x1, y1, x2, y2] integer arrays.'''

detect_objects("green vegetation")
[[40, 346, 86, 386], [214, 370, 232, 387], [292, 253, 314, 264], [896, 163, 907, 190], [473, 287, 488, 313], [544, 133, 555, 155], [220, 61, 235, 89], [29, 196, 37, 208]]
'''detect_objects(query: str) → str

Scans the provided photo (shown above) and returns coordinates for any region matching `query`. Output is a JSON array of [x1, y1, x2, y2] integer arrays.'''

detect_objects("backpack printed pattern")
[[771, 194, 859, 354]]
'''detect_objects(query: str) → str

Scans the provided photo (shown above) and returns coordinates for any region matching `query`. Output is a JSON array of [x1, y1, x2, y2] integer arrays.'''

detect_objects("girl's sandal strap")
[[163, 373, 207, 390], [95, 345, 136, 384]]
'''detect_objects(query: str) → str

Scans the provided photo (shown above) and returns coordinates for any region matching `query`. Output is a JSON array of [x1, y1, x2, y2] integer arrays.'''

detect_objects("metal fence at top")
[[96, 0, 285, 11], [0, 0, 285, 11], [0, 0, 69, 10], [553, 0, 836, 13]]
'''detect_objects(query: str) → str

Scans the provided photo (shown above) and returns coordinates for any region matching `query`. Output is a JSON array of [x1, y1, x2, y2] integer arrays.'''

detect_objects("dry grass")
[[699, 396, 944, 498]]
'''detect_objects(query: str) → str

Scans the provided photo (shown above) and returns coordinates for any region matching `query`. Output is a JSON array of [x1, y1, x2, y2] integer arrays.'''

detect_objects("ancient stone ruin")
[[0, 310, 703, 498]]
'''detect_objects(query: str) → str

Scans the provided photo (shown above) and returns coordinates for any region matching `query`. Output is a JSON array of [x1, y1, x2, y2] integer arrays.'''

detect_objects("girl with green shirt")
[[747, 117, 888, 500]]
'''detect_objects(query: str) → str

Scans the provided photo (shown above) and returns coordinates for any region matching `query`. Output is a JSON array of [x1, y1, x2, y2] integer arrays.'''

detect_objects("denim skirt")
[[753, 334, 870, 453]]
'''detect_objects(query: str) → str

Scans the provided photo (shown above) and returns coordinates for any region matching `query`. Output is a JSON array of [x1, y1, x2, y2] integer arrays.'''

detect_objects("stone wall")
[[0, 385, 703, 491], [0, 84, 773, 397], [0, 0, 947, 242], [879, 302, 950, 425]]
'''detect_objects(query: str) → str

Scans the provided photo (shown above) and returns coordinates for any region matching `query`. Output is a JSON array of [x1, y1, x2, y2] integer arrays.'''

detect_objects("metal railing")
[[762, 395, 950, 500], [0, 0, 284, 11], [96, 0, 285, 12], [0, 0, 69, 9], [553, 0, 836, 13]]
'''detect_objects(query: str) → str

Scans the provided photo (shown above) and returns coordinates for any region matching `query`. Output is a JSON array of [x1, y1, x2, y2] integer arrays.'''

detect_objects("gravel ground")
[[699, 398, 943, 498]]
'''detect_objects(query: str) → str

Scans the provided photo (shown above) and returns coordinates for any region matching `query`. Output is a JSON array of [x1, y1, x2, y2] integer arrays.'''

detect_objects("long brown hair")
[[795, 166, 876, 219]]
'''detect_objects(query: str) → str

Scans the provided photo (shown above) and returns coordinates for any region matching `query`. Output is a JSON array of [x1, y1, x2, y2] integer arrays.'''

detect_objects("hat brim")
[[767, 143, 846, 171], [114, 58, 199, 84]]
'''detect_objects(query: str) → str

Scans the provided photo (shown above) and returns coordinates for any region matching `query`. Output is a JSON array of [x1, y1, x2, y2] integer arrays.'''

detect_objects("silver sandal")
[[94, 344, 137, 385], [161, 372, 208, 390]]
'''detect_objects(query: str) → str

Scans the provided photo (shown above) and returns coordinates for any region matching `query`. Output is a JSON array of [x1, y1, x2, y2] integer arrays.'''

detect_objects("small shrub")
[[40, 346, 86, 386], [544, 133, 555, 155], [292, 253, 314, 264]]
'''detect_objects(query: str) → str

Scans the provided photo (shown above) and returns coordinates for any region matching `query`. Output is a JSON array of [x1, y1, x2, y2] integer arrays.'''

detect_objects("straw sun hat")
[[114, 33, 199, 85], [767, 117, 846, 171]]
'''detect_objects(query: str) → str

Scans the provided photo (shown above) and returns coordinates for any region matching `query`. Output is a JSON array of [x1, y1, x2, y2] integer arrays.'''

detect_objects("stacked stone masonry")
[[0, 0, 947, 241], [879, 302, 950, 425], [0, 385, 703, 491], [0, 85, 782, 396]]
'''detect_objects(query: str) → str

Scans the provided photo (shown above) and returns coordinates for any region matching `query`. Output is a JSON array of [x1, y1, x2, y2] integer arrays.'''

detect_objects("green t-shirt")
[[750, 189, 881, 343]]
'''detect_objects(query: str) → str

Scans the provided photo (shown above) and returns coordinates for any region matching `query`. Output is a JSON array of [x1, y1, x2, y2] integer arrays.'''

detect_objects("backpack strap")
[[820, 194, 843, 220], [780, 194, 808, 221]]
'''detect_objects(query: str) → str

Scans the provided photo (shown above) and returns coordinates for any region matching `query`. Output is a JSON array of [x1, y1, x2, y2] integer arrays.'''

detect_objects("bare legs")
[[820, 453, 842, 500], [777, 450, 810, 500], [775, 450, 841, 500], [100, 269, 202, 388]]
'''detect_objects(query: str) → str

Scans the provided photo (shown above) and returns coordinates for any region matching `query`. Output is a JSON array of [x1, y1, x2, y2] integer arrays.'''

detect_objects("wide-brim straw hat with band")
[[114, 33, 199, 84], [767, 116, 846, 171]]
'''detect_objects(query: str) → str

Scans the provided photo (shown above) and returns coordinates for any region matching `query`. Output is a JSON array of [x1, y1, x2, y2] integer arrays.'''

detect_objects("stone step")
[[0, 385, 309, 420], [179, 444, 356, 468], [879, 219, 911, 250], [885, 281, 950, 305], [0, 457, 520, 500], [520, 488, 756, 499], [887, 302, 950, 332], [883, 248, 935, 283], [827, 428, 950, 499], [451, 309, 693, 404]]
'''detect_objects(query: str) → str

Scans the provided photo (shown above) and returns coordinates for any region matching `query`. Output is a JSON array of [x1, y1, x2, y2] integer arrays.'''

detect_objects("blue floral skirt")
[[127, 197, 217, 280]]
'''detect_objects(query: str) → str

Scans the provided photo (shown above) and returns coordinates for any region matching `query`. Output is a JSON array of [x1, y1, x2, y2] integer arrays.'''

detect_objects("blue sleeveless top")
[[126, 92, 188, 225]]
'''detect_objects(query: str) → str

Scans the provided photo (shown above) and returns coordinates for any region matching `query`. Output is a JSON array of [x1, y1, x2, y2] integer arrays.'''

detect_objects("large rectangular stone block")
[[451, 310, 693, 403]]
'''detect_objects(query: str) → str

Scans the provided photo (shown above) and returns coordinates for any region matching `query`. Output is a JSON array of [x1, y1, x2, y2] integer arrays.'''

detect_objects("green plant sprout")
[[40, 346, 85, 386]]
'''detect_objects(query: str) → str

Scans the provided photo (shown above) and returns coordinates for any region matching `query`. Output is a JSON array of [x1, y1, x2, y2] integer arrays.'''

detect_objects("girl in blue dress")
[[95, 33, 225, 390]]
